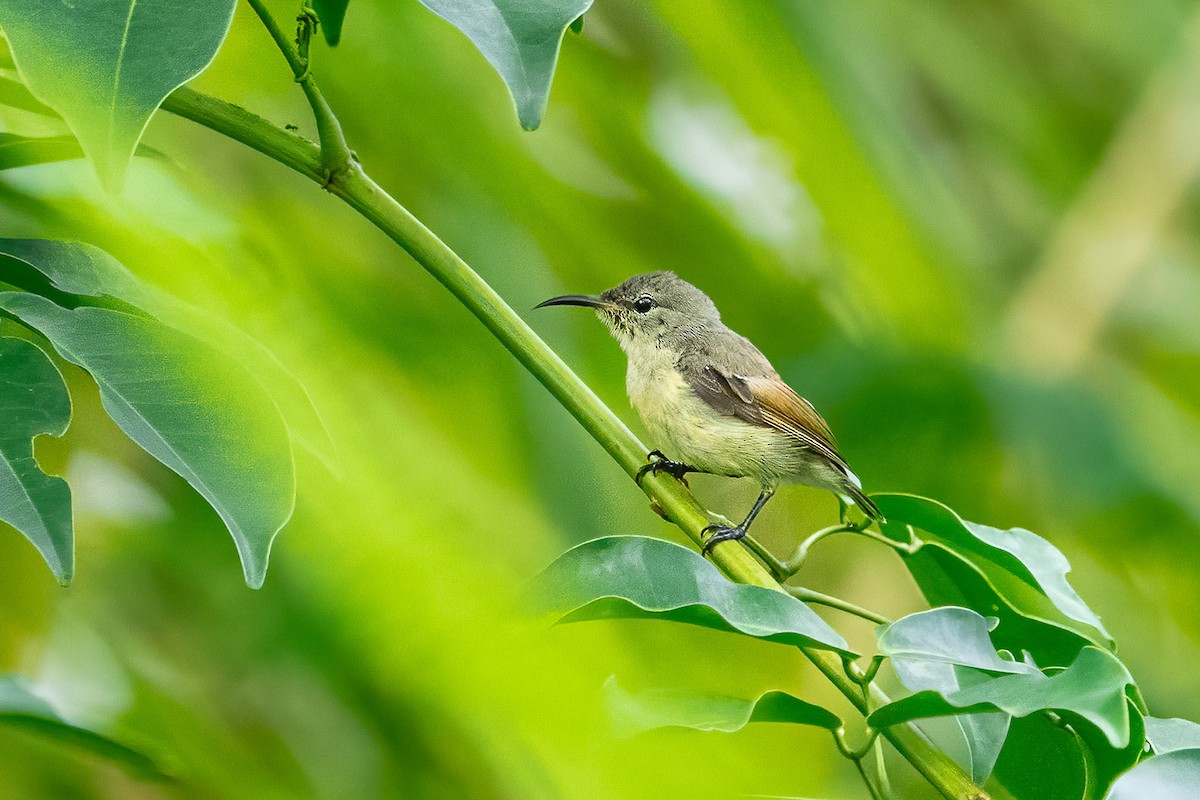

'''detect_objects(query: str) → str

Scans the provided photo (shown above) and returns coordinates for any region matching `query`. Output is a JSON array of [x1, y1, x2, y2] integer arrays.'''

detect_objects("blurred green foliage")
[[2, 0, 1200, 797]]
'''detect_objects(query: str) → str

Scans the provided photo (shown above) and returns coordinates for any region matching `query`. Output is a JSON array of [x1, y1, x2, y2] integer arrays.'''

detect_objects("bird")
[[537, 271, 880, 554]]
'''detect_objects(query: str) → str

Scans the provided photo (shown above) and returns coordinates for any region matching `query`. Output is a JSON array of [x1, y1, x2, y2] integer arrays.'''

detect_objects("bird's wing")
[[692, 365, 850, 472]]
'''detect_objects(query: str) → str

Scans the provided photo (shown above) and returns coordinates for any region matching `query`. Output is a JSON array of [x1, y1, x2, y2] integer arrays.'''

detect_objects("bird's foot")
[[636, 450, 691, 486], [701, 524, 747, 555]]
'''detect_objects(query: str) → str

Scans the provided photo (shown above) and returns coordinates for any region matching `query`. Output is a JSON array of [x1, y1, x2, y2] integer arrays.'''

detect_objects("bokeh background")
[[2, 0, 1200, 797]]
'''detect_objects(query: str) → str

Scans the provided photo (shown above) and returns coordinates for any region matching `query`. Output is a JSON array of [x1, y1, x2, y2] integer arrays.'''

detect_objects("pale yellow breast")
[[624, 341, 795, 481]]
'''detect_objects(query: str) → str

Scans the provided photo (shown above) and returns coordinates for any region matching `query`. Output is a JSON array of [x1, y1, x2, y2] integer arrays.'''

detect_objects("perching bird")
[[537, 271, 880, 553]]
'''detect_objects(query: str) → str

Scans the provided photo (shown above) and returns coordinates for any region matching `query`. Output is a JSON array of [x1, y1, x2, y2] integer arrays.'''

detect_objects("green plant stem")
[[855, 756, 886, 800], [244, 0, 353, 180], [156, 86, 987, 800], [777, 523, 918, 578], [786, 586, 891, 626]]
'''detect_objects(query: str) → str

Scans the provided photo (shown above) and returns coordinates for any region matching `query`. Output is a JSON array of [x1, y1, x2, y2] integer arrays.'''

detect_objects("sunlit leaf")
[[312, 0, 350, 46], [530, 535, 854, 655], [870, 647, 1133, 746], [0, 239, 337, 471], [0, 238, 149, 304], [0, 0, 237, 190], [871, 645, 1143, 797], [603, 676, 841, 737], [0, 675, 164, 778], [878, 606, 1040, 676], [416, 0, 593, 130], [876, 494, 1111, 666], [1146, 717, 1200, 755], [0, 293, 295, 589], [1106, 749, 1200, 800], [0, 336, 72, 583], [877, 607, 1038, 783]]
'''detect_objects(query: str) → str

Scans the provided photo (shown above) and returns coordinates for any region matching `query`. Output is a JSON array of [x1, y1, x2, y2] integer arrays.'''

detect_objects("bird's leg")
[[702, 486, 776, 555], [635, 449, 693, 486]]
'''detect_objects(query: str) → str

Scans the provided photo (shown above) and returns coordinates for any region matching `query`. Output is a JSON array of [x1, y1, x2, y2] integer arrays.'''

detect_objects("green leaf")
[[871, 645, 1143, 797], [312, 0, 350, 46], [0, 293, 295, 588], [0, 0, 237, 190], [876, 494, 1111, 666], [0, 675, 164, 778], [603, 676, 841, 737], [416, 0, 593, 130], [0, 134, 166, 174], [992, 714, 1092, 800], [870, 647, 1134, 747], [0, 75, 56, 117], [1146, 718, 1200, 755], [530, 536, 854, 656], [0, 134, 87, 172], [0, 238, 150, 304], [878, 606, 1041, 677], [0, 336, 72, 583], [1106, 750, 1200, 800], [0, 239, 337, 471], [878, 607, 1038, 783]]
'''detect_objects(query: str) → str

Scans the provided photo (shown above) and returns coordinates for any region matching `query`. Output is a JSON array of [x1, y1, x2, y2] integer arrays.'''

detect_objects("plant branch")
[[156, 85, 987, 800], [786, 586, 891, 626], [771, 522, 918, 579], [244, 0, 353, 180]]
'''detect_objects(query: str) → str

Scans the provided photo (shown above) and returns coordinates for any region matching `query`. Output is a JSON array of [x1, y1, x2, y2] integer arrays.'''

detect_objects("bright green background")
[[2, 0, 1199, 797]]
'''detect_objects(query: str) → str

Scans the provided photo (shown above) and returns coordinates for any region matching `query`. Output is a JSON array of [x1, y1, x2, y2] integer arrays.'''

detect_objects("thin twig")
[[244, 0, 353, 181], [786, 586, 892, 626]]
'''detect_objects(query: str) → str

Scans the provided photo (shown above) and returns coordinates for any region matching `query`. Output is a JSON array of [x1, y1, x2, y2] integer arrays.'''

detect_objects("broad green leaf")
[[0, 238, 149, 304], [1146, 717, 1200, 755], [869, 647, 1134, 747], [0, 675, 164, 778], [0, 0, 237, 190], [312, 0, 350, 46], [878, 607, 1038, 783], [876, 494, 1111, 666], [0, 336, 72, 583], [0, 293, 295, 588], [871, 645, 1143, 797], [416, 0, 593, 130], [530, 536, 854, 656], [603, 676, 841, 737], [0, 239, 337, 470], [992, 714, 1092, 800], [1106, 750, 1200, 800], [878, 607, 1041, 677]]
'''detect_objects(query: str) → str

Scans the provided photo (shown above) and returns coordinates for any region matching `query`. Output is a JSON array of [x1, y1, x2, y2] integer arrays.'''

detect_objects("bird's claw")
[[636, 450, 690, 486], [701, 524, 747, 555]]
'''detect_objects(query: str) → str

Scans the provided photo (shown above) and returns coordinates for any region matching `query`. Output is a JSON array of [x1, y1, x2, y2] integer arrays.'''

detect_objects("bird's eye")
[[633, 295, 656, 314]]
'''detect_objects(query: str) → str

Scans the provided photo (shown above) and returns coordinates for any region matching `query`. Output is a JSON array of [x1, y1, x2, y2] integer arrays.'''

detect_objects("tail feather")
[[842, 482, 883, 522]]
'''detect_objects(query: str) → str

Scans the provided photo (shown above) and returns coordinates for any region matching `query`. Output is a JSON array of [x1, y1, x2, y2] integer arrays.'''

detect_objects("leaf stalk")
[[244, 0, 354, 182]]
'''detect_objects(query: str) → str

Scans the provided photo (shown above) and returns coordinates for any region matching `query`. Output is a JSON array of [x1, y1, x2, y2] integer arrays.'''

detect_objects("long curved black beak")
[[534, 294, 612, 310]]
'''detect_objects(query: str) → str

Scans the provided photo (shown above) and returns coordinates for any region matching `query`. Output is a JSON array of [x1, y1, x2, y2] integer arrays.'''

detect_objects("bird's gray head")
[[537, 271, 721, 350]]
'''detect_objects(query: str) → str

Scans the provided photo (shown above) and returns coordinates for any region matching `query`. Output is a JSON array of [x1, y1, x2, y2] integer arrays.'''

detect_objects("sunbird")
[[538, 271, 880, 553]]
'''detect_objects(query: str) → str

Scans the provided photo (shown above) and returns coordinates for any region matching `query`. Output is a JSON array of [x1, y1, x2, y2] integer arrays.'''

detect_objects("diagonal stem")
[[155, 85, 987, 800]]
